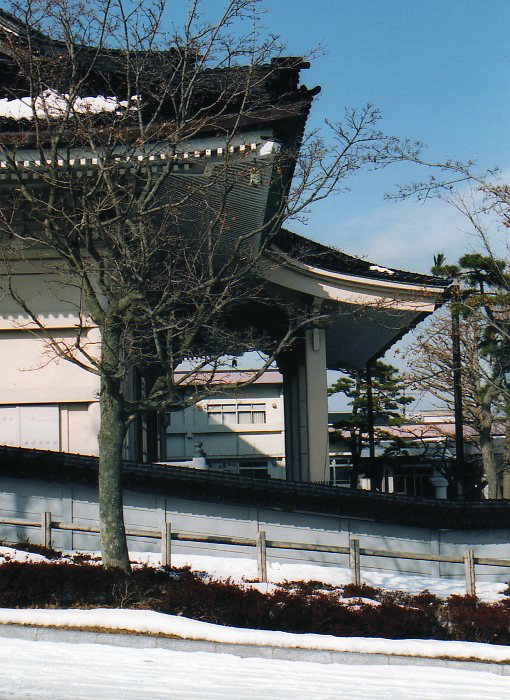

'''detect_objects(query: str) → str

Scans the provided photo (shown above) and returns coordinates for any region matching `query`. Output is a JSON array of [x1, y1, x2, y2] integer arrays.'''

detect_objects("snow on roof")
[[369, 265, 395, 275], [272, 229, 451, 288], [0, 89, 136, 120]]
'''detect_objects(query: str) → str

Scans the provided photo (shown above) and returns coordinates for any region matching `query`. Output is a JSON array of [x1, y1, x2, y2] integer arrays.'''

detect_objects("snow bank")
[[0, 607, 509, 664], [130, 551, 508, 602], [1, 545, 507, 602]]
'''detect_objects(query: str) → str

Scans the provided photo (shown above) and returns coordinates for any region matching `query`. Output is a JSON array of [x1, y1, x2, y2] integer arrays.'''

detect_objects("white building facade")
[[0, 326, 100, 456], [164, 370, 285, 478]]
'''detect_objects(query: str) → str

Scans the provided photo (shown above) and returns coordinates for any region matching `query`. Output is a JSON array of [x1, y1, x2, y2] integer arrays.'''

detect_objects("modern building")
[[328, 410, 510, 498], [160, 369, 285, 479]]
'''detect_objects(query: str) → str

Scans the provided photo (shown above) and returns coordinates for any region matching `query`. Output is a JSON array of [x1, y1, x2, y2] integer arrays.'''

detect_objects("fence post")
[[464, 548, 476, 596], [257, 530, 267, 583], [41, 511, 51, 549], [161, 521, 172, 568], [349, 537, 361, 586]]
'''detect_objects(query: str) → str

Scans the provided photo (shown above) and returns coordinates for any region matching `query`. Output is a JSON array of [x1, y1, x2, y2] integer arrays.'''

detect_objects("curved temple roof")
[[264, 229, 450, 370], [0, 8, 449, 373], [271, 229, 450, 288], [0, 9, 318, 135]]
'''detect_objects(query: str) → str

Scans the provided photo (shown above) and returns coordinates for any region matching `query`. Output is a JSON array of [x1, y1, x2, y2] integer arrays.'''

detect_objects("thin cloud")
[[332, 198, 479, 274], [327, 172, 510, 274]]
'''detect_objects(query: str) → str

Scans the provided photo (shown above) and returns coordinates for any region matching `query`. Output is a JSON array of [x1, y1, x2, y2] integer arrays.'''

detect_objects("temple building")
[[0, 9, 449, 483]]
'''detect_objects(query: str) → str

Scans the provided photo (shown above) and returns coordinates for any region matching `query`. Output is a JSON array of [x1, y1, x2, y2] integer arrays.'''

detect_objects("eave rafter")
[[0, 140, 270, 180]]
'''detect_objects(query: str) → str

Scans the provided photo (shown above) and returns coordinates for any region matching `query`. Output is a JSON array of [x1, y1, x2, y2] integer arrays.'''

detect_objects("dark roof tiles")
[[272, 229, 451, 288], [0, 10, 317, 126]]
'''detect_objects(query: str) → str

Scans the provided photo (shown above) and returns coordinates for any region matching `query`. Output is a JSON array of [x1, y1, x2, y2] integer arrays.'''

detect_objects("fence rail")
[[1, 513, 509, 596]]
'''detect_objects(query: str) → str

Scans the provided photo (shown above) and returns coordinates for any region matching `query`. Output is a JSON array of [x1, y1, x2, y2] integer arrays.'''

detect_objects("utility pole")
[[451, 284, 465, 498]]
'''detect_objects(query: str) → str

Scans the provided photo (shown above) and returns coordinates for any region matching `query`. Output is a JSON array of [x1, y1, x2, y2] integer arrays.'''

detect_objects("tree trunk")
[[502, 404, 510, 498], [478, 393, 498, 498], [98, 324, 131, 573], [98, 383, 130, 571], [349, 430, 361, 489], [479, 423, 499, 498]]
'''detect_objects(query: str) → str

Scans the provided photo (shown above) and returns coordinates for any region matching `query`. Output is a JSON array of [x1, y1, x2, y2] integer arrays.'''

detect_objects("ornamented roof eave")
[[0, 140, 264, 174], [269, 229, 452, 292], [264, 249, 451, 319]]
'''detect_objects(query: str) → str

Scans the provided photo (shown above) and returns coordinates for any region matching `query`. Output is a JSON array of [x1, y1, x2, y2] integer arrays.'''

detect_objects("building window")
[[393, 465, 435, 497], [329, 466, 351, 488], [239, 461, 270, 479], [207, 403, 266, 425]]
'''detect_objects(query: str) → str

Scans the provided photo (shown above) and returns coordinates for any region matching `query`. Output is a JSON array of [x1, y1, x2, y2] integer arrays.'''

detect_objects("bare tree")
[[391, 154, 510, 497], [0, 0, 419, 570], [393, 156, 510, 351], [406, 307, 501, 496]]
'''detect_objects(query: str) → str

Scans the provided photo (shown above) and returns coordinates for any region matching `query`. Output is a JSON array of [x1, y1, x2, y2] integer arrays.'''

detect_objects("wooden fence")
[[1, 512, 509, 596]]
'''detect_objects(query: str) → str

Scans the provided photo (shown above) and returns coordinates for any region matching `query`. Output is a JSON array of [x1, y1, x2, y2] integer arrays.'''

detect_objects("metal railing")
[[1, 512, 507, 596]]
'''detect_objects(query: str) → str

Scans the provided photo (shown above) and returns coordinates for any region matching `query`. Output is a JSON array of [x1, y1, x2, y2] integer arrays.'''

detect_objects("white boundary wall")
[[0, 474, 510, 582]]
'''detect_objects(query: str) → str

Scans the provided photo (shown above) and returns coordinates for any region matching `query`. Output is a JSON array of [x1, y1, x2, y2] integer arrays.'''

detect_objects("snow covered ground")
[[1, 545, 510, 697], [134, 551, 510, 602], [2, 607, 510, 663], [0, 637, 509, 699]]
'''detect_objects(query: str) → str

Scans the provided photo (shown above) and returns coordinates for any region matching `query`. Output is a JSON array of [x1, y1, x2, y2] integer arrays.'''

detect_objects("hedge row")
[[0, 560, 509, 644]]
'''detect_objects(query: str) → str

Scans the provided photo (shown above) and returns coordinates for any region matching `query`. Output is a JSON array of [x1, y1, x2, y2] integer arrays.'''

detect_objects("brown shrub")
[[0, 558, 505, 644], [442, 595, 510, 645]]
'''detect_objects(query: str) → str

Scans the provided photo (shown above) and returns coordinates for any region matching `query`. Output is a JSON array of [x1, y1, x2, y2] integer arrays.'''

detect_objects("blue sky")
[[268, 0, 509, 409], [167, 1, 510, 408], [263, 0, 510, 273], [167, 0, 510, 273]]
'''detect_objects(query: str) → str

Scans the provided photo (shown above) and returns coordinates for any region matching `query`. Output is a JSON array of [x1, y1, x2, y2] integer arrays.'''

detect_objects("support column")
[[280, 328, 329, 482], [502, 470, 510, 499]]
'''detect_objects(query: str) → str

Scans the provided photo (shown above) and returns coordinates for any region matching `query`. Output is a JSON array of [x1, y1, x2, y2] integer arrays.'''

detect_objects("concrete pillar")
[[502, 469, 510, 499], [280, 328, 329, 482]]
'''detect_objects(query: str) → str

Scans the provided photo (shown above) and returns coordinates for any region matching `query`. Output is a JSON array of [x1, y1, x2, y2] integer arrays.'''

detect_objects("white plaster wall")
[[237, 432, 284, 457], [60, 403, 100, 456], [0, 405, 60, 450], [0, 261, 85, 330], [0, 330, 99, 404], [0, 402, 99, 456], [0, 262, 100, 455]]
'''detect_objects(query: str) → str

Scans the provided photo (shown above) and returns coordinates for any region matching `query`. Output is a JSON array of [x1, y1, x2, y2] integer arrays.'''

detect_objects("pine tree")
[[328, 361, 413, 489]]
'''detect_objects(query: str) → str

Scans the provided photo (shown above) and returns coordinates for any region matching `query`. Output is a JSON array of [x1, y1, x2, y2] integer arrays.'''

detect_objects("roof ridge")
[[273, 228, 451, 287]]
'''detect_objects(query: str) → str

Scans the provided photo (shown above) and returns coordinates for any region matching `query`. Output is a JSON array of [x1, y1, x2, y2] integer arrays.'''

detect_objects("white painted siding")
[[165, 375, 285, 475], [0, 405, 60, 450]]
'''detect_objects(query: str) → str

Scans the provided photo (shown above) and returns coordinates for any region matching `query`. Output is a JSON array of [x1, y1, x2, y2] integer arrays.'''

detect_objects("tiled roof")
[[0, 10, 318, 130], [376, 421, 506, 440], [330, 421, 506, 442], [174, 369, 283, 385], [1, 444, 510, 527], [272, 229, 451, 288]]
